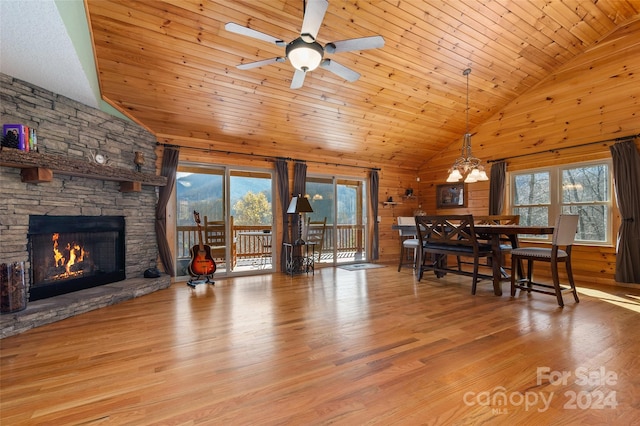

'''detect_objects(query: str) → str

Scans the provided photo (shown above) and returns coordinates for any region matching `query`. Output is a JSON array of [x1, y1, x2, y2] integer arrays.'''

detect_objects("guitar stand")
[[187, 275, 215, 288]]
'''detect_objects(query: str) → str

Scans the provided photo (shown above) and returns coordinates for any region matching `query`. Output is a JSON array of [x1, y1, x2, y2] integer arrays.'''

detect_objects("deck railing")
[[176, 224, 365, 261]]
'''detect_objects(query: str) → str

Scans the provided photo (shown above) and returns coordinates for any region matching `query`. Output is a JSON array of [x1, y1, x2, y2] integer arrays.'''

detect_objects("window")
[[511, 161, 612, 244]]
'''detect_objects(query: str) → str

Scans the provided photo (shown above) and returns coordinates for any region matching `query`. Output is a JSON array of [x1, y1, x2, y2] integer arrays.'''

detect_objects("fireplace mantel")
[[0, 148, 167, 192]]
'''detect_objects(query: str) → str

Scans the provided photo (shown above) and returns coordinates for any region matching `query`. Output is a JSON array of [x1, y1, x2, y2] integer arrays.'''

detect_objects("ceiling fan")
[[225, 0, 384, 89]]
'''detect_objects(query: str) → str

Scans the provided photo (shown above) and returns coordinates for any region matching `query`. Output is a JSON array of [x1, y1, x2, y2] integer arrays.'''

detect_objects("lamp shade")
[[287, 195, 314, 214], [446, 169, 463, 182], [464, 173, 478, 183]]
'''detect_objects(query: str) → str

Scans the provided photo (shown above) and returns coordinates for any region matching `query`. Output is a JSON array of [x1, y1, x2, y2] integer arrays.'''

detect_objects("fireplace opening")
[[28, 216, 126, 301]]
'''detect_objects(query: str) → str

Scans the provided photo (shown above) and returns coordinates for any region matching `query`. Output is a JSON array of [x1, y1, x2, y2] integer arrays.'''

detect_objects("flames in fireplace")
[[51, 233, 89, 281], [29, 215, 126, 301]]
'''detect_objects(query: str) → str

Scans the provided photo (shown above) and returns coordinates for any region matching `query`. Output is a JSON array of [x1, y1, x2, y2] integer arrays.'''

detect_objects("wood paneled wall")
[[415, 18, 640, 287]]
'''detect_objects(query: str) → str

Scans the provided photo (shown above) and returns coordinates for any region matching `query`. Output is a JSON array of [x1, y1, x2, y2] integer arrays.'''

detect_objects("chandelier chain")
[[446, 68, 488, 183]]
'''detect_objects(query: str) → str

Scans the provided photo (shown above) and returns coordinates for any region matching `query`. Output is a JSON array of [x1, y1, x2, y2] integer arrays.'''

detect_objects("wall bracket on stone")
[[1, 148, 167, 191], [20, 167, 53, 183]]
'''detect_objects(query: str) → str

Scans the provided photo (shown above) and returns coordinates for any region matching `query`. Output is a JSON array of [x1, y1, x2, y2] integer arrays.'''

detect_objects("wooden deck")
[[1, 266, 639, 424]]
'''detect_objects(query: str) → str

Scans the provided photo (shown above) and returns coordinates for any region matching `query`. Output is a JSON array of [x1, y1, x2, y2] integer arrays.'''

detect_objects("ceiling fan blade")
[[237, 57, 285, 70], [290, 69, 307, 89], [320, 59, 360, 82], [325, 35, 385, 54], [300, 0, 328, 42], [225, 22, 285, 47]]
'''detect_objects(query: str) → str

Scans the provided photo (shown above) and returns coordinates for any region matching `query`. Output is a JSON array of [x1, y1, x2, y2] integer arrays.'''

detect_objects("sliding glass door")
[[337, 178, 366, 263], [306, 176, 367, 265], [176, 166, 225, 277], [175, 165, 274, 278], [230, 170, 274, 272]]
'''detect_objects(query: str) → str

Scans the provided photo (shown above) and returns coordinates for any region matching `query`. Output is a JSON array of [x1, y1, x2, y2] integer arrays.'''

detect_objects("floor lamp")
[[287, 194, 313, 245]]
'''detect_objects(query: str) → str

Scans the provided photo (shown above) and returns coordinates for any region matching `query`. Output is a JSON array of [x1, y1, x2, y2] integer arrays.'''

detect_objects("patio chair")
[[204, 215, 237, 268], [306, 217, 326, 262]]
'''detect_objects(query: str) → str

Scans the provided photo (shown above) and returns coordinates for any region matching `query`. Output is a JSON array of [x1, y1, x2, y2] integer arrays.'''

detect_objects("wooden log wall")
[[416, 18, 640, 287]]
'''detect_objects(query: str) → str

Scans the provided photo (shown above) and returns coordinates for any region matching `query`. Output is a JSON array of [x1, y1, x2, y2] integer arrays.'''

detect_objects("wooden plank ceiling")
[[85, 0, 640, 170]]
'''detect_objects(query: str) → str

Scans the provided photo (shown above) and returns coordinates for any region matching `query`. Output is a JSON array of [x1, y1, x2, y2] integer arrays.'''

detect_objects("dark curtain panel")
[[292, 161, 307, 197], [290, 162, 308, 262], [155, 146, 180, 277], [291, 162, 307, 242], [610, 140, 640, 283], [489, 161, 506, 215], [370, 170, 380, 260], [275, 159, 289, 271]]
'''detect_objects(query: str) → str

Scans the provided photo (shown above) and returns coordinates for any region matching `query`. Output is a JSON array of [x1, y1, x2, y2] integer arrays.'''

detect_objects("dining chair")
[[397, 216, 420, 271], [510, 214, 580, 307], [472, 215, 520, 277]]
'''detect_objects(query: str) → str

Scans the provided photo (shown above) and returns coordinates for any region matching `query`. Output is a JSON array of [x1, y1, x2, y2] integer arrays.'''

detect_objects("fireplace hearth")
[[28, 216, 126, 301]]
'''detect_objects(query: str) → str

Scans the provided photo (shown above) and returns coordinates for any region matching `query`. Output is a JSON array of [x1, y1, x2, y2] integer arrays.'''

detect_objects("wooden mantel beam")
[[0, 148, 167, 187]]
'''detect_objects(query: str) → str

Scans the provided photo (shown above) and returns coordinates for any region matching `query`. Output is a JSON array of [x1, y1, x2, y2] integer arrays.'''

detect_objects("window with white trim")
[[510, 160, 613, 245]]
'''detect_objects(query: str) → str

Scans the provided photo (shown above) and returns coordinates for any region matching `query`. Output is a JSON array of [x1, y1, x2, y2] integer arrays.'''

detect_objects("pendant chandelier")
[[446, 68, 488, 183]]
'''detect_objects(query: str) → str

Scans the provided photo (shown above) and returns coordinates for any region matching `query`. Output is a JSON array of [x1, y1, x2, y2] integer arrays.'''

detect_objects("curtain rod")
[[487, 133, 639, 163], [157, 142, 380, 171]]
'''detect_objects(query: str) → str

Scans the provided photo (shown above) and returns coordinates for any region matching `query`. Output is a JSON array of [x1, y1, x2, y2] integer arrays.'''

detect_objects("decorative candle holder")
[[1, 261, 27, 313]]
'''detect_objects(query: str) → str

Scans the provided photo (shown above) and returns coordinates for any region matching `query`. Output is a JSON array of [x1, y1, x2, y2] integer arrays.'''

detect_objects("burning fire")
[[51, 233, 87, 279], [53, 233, 64, 267]]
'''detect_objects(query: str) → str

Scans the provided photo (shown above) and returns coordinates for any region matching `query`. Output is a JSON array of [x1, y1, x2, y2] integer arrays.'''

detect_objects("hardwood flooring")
[[2, 266, 639, 425]]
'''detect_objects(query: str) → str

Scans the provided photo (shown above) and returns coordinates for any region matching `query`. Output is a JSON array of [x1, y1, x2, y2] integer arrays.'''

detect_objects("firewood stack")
[[1, 262, 27, 313]]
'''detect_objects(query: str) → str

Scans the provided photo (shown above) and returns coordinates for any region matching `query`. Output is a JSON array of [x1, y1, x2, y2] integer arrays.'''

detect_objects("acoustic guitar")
[[187, 211, 216, 277]]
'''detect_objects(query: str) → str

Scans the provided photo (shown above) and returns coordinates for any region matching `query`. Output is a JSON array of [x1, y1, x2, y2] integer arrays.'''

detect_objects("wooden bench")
[[416, 215, 493, 294]]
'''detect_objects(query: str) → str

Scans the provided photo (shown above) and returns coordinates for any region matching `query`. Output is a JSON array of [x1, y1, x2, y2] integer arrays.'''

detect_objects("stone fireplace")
[[1, 74, 171, 338]]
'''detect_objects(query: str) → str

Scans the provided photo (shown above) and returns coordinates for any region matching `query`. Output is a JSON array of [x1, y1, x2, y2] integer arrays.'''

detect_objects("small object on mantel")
[[89, 150, 110, 166], [134, 151, 145, 172], [2, 131, 20, 149]]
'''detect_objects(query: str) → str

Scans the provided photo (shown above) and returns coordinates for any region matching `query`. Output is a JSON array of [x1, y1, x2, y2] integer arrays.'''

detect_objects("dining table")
[[392, 223, 555, 296]]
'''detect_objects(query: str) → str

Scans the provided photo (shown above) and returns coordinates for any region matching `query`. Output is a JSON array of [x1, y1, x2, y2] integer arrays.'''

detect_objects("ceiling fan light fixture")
[[226, 1, 383, 88], [286, 37, 324, 72]]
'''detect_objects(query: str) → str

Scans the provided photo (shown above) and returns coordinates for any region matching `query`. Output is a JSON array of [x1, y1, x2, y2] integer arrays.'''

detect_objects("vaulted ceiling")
[[84, 0, 639, 170]]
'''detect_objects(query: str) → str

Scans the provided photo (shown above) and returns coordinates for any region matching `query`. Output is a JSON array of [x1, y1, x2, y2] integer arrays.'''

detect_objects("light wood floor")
[[2, 265, 639, 425]]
